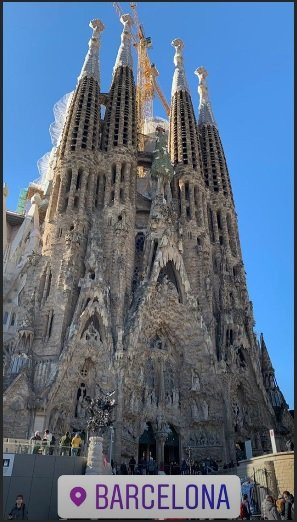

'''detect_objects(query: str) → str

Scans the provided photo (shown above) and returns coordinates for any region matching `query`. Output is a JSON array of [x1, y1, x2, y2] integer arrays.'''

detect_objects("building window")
[[3, 311, 8, 325], [48, 314, 54, 338], [10, 313, 16, 326]]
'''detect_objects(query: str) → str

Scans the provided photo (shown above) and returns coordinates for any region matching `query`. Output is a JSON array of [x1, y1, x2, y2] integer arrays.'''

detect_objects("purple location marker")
[[70, 486, 87, 507]]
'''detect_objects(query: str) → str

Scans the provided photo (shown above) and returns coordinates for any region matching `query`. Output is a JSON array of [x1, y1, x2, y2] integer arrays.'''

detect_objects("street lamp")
[[185, 445, 194, 474]]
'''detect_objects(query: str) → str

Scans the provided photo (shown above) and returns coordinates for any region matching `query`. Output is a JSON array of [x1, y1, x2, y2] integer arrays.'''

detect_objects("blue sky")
[[4, 2, 293, 408]]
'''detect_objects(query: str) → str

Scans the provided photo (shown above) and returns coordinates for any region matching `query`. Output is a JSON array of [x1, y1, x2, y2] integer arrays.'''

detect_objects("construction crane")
[[113, 2, 170, 149]]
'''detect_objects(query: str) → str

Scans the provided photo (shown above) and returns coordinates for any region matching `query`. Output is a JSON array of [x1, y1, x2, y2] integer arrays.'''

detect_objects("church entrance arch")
[[138, 422, 156, 464]]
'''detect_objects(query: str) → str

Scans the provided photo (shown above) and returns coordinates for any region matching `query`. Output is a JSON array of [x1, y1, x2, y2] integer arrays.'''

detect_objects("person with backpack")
[[8, 494, 28, 520], [59, 431, 71, 456]]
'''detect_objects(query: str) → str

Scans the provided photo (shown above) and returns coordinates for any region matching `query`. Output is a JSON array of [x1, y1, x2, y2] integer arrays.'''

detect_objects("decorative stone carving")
[[191, 399, 199, 421], [191, 369, 200, 391], [201, 399, 209, 420], [86, 436, 111, 475]]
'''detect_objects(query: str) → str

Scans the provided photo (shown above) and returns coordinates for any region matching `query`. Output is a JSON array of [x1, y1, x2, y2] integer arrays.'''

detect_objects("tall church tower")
[[3, 17, 293, 466]]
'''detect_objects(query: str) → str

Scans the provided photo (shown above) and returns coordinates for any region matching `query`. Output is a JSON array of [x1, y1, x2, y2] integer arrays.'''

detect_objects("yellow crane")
[[113, 2, 170, 149]]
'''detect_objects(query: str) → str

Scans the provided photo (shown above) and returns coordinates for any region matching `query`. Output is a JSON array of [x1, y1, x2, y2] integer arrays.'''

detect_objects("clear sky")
[[4, 2, 293, 408]]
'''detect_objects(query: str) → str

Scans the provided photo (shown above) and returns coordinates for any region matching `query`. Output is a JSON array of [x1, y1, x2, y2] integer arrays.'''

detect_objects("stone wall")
[[237, 451, 294, 497]]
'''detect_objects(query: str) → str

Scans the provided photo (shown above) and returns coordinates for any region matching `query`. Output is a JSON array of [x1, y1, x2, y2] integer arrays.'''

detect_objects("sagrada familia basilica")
[[3, 15, 293, 467]]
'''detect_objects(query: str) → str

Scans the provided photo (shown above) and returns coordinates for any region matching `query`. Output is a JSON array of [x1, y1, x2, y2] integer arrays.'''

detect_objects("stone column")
[[78, 172, 88, 211], [29, 193, 42, 251], [179, 181, 186, 220], [212, 208, 220, 243], [124, 163, 131, 202], [189, 183, 195, 221], [113, 368, 123, 463], [56, 172, 65, 214], [156, 432, 167, 468], [114, 163, 121, 203], [196, 191, 203, 227], [87, 172, 95, 209], [104, 166, 112, 207], [221, 212, 229, 250], [68, 168, 78, 209]]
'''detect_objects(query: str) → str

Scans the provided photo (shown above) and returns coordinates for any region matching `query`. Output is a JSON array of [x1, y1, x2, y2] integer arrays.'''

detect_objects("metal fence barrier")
[[3, 440, 88, 457]]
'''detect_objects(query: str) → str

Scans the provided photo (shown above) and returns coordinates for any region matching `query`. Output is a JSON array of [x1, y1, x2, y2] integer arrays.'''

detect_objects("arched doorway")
[[164, 425, 179, 466], [138, 422, 156, 463]]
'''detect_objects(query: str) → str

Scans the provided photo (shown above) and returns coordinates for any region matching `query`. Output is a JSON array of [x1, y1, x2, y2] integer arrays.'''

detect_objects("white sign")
[[3, 454, 15, 477], [269, 429, 277, 453], [58, 475, 241, 519], [245, 439, 253, 459]]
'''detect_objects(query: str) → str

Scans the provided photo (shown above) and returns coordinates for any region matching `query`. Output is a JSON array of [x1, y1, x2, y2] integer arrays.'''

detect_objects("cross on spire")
[[113, 14, 133, 76], [171, 38, 189, 97]]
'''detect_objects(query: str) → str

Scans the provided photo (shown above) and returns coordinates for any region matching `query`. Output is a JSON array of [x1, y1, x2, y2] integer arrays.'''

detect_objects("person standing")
[[42, 429, 53, 455], [59, 431, 71, 456], [180, 459, 188, 475], [129, 456, 136, 475], [283, 491, 294, 520], [120, 462, 128, 474], [147, 455, 156, 475], [261, 495, 280, 520], [8, 494, 28, 520], [139, 456, 147, 475], [71, 433, 82, 456], [30, 431, 41, 454], [276, 495, 285, 519], [240, 494, 251, 520]]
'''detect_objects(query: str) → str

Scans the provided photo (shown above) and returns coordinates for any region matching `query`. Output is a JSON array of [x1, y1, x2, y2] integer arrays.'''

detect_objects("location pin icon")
[[70, 486, 87, 507]]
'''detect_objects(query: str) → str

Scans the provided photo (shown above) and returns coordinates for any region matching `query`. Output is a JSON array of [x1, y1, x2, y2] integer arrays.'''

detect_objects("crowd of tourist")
[[30, 429, 87, 456], [110, 456, 219, 476], [240, 490, 294, 520]]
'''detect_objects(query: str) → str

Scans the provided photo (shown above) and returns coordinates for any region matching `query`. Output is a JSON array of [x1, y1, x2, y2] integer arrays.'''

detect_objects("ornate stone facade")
[[3, 16, 293, 468]]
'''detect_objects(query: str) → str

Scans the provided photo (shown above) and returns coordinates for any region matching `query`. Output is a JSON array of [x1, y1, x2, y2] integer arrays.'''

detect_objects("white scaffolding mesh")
[[143, 116, 169, 136], [49, 91, 74, 146], [33, 91, 74, 189]]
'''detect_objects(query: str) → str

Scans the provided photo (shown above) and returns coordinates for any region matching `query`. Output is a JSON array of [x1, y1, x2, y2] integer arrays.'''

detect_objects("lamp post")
[[185, 445, 194, 474]]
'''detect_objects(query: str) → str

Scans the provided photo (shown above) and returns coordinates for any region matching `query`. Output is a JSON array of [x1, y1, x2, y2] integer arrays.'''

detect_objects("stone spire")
[[169, 39, 200, 170], [57, 19, 104, 157], [171, 38, 189, 97], [112, 14, 133, 76], [78, 19, 105, 84], [195, 66, 216, 127], [260, 333, 274, 375], [101, 14, 136, 151], [195, 66, 234, 201]]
